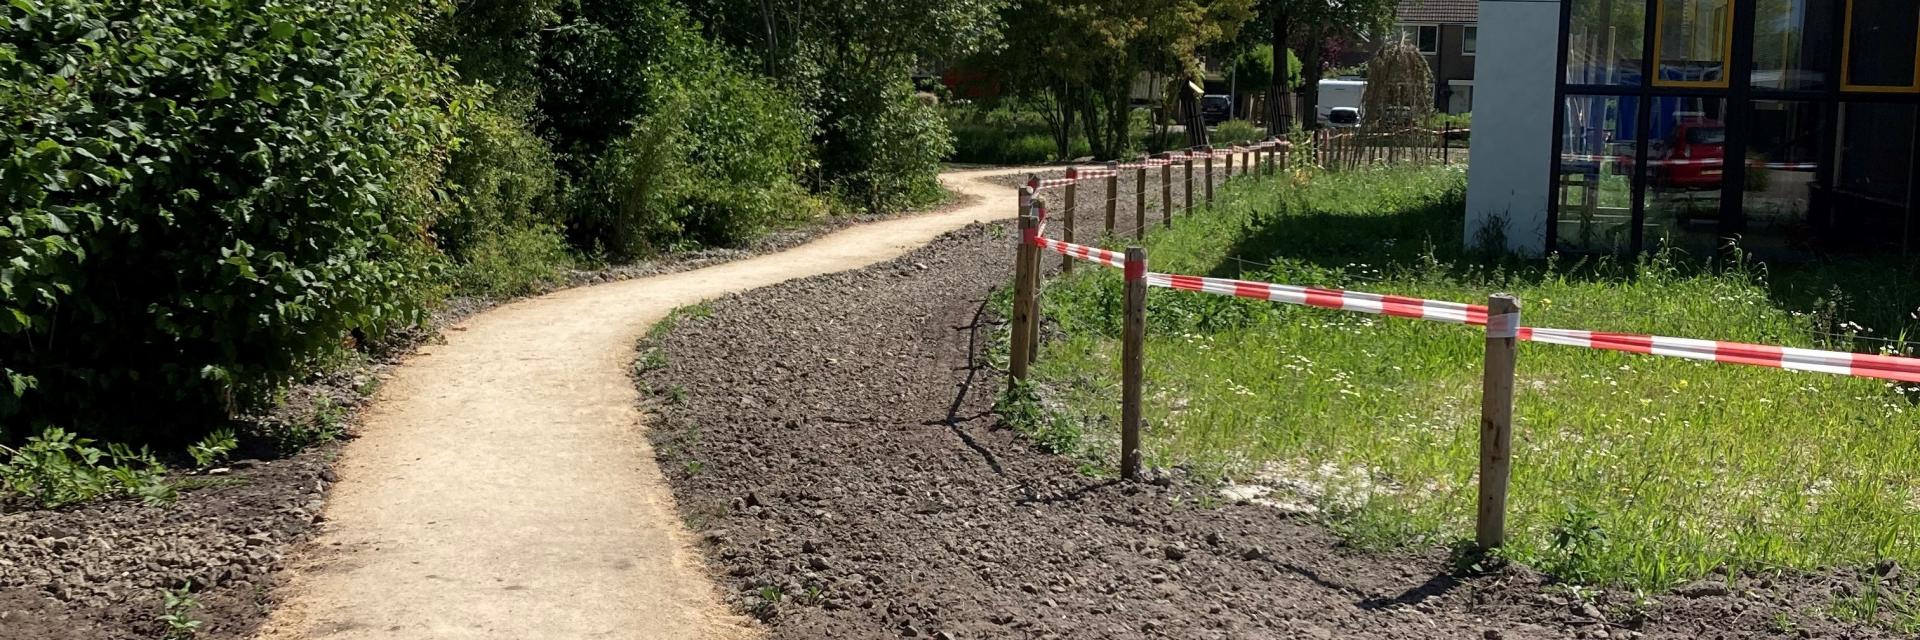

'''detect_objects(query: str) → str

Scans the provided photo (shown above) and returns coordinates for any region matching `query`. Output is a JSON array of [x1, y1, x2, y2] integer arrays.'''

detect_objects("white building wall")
[[1465, 0, 1561, 255]]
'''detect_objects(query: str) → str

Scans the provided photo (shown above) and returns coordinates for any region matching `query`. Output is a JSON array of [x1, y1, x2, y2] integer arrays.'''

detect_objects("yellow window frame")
[[1652, 0, 1736, 88], [1841, 0, 1920, 92]]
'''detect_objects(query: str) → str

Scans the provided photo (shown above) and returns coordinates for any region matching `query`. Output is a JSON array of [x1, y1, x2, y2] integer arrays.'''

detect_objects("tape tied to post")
[[1485, 312, 1521, 339]]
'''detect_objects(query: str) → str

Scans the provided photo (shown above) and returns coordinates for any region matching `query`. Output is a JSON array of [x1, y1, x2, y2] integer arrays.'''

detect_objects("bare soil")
[[0, 173, 997, 640], [636, 168, 1907, 639]]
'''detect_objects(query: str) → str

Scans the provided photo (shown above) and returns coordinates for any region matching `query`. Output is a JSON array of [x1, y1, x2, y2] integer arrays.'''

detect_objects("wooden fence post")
[[1225, 146, 1235, 178], [1105, 161, 1119, 234], [1135, 162, 1147, 240], [1026, 200, 1044, 364], [1183, 154, 1194, 213], [1159, 154, 1172, 228], [1203, 147, 1215, 204], [1443, 125, 1452, 165], [1009, 193, 1039, 388], [1477, 294, 1521, 550], [1120, 246, 1147, 481], [1062, 168, 1078, 274]]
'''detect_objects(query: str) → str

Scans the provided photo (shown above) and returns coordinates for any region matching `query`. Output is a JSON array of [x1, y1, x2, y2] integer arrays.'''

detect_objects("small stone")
[[1675, 580, 1729, 598], [1483, 631, 1504, 640], [1163, 545, 1187, 561], [808, 557, 830, 571]]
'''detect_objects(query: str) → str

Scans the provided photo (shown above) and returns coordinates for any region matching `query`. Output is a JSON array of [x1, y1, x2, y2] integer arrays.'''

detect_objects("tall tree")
[[1252, 0, 1395, 129]]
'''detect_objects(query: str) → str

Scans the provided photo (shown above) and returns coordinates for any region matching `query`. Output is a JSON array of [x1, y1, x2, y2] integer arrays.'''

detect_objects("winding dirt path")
[[258, 167, 1033, 640]]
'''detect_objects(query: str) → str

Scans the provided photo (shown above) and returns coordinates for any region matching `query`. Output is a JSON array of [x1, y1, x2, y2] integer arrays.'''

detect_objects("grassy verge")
[[1025, 163, 1920, 594]]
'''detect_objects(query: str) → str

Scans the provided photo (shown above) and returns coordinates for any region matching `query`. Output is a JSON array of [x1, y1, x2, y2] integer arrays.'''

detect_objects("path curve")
[[258, 167, 1032, 639]]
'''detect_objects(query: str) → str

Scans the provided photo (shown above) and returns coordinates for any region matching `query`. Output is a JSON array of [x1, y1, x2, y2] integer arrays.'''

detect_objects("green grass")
[[1026, 163, 1920, 593]]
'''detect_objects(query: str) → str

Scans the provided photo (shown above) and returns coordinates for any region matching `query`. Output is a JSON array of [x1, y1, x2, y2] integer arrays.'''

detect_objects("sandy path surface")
[[257, 167, 1034, 640]]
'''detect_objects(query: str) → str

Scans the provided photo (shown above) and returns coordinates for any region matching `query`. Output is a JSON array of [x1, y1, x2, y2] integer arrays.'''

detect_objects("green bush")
[[439, 99, 563, 259], [539, 0, 818, 258], [0, 0, 458, 442], [1212, 119, 1265, 146], [819, 78, 953, 212], [449, 225, 575, 298], [946, 105, 1092, 164]]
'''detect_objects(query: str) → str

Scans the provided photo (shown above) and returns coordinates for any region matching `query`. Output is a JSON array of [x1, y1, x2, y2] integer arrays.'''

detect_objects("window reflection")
[[1751, 0, 1839, 90], [1742, 101, 1824, 252], [1825, 102, 1914, 250], [1655, 0, 1733, 87], [1843, 0, 1920, 90], [1558, 95, 1640, 253], [1644, 96, 1729, 253], [1568, 0, 1648, 86]]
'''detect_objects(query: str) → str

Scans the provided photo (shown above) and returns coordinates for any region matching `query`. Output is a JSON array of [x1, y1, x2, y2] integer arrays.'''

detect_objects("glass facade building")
[[1551, 0, 1920, 255]]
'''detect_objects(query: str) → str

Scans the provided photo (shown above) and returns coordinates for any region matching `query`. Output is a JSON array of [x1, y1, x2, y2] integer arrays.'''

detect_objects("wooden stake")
[[1443, 125, 1452, 165], [1026, 201, 1043, 364], [1183, 155, 1194, 214], [1120, 246, 1147, 481], [1009, 194, 1039, 388], [1477, 294, 1521, 550], [1105, 161, 1119, 234], [1135, 164, 1147, 240], [1225, 147, 1235, 178], [1062, 168, 1078, 274], [1159, 155, 1172, 228], [1203, 148, 1215, 204]]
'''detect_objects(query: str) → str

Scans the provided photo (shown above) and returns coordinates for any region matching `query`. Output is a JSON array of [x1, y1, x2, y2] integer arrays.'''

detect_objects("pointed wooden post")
[[1183, 153, 1195, 213], [1134, 162, 1147, 240], [1009, 191, 1039, 388], [1203, 147, 1216, 204], [1062, 168, 1078, 274], [1120, 247, 1147, 481], [1105, 161, 1119, 234], [1477, 294, 1521, 550], [1159, 154, 1172, 228]]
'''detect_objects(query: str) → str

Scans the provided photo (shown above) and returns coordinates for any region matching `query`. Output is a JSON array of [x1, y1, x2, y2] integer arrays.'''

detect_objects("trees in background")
[[1252, 0, 1397, 130], [978, 0, 1253, 160]]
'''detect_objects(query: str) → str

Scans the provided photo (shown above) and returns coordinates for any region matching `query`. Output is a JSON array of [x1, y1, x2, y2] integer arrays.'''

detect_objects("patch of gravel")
[[636, 168, 1905, 639], [0, 451, 333, 639], [0, 190, 966, 640]]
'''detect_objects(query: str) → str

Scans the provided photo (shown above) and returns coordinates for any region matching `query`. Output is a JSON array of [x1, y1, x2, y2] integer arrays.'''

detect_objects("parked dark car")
[[1201, 94, 1232, 126]]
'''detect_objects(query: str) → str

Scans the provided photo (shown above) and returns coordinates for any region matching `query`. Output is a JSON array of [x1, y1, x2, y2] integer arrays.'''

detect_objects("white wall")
[[1465, 0, 1561, 255]]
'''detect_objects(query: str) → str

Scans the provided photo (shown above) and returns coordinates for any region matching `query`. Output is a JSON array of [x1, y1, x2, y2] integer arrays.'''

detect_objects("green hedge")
[[0, 0, 457, 442]]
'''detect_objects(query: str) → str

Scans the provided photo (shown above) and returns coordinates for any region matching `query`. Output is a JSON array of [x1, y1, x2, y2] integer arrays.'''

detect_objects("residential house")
[[1467, 0, 1920, 257], [1396, 0, 1480, 114]]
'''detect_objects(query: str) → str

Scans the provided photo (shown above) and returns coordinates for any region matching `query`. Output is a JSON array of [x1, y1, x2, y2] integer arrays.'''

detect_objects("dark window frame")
[[1549, 0, 1920, 256]]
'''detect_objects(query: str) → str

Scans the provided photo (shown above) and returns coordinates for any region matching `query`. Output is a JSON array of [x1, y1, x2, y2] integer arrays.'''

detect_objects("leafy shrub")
[[539, 0, 818, 258], [0, 428, 174, 508], [0, 0, 458, 442], [946, 105, 1092, 164], [819, 78, 953, 212], [450, 224, 575, 298], [1212, 119, 1265, 146], [186, 428, 237, 470], [439, 99, 563, 259]]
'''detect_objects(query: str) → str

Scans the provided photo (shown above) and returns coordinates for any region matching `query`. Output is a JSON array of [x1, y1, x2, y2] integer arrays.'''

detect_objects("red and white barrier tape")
[[1143, 272, 1488, 325], [1128, 270, 1920, 383], [1519, 328, 1920, 383], [1032, 236, 1129, 269]]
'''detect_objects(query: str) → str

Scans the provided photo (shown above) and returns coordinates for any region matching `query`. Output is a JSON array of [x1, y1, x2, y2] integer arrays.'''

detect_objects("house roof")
[[1397, 0, 1477, 24]]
